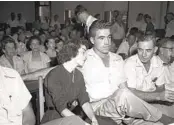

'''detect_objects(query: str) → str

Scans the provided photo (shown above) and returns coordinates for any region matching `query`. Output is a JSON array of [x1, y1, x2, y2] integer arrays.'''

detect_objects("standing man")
[[75, 5, 97, 34], [124, 35, 174, 119], [0, 65, 35, 125], [82, 20, 174, 125]]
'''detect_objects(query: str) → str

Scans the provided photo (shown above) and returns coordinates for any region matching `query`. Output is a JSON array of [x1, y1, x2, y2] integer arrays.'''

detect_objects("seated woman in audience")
[[45, 37, 58, 67], [39, 31, 47, 52], [23, 36, 50, 73], [56, 39, 64, 53], [0, 36, 25, 75]]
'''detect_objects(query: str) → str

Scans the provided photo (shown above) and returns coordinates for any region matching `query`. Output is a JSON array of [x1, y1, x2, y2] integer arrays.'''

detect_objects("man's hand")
[[159, 90, 174, 102]]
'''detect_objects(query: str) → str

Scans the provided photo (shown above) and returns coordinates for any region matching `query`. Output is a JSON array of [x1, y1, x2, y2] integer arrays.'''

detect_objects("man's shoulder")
[[110, 52, 123, 61], [0, 66, 19, 77], [124, 55, 138, 65]]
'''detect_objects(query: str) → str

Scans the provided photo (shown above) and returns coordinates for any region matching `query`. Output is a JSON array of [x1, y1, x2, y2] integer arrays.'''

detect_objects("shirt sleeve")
[[77, 71, 90, 106], [45, 70, 68, 113]]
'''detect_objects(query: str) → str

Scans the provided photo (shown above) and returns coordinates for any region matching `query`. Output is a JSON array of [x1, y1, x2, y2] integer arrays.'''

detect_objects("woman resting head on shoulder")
[[42, 39, 100, 125]]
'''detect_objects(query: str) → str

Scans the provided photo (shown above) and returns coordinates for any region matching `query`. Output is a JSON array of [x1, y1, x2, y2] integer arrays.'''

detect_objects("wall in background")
[[128, 1, 163, 29], [0, 1, 35, 23], [0, 1, 170, 29]]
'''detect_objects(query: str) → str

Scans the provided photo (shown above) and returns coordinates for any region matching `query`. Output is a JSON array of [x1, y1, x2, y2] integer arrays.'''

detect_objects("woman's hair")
[[44, 37, 55, 49], [1, 36, 16, 49], [26, 35, 42, 50], [57, 39, 88, 64]]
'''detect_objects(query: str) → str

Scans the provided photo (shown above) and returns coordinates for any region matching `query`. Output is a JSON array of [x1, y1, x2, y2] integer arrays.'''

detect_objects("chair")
[[38, 76, 45, 121]]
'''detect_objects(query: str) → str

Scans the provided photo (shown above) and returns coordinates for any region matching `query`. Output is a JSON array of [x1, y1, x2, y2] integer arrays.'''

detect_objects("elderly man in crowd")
[[82, 20, 174, 125], [0, 65, 35, 125], [124, 35, 174, 120]]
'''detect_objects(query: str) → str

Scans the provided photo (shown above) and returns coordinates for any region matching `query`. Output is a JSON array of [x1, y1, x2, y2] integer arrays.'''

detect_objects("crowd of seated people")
[[1, 5, 174, 125]]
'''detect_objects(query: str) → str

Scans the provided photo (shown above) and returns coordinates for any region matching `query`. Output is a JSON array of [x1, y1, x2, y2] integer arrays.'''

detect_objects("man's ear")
[[90, 37, 94, 45], [154, 46, 158, 54]]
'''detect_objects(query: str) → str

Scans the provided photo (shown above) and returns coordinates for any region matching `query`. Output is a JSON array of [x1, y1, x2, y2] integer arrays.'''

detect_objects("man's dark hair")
[[1, 36, 16, 50], [137, 34, 156, 47], [74, 4, 87, 16], [89, 20, 111, 38], [129, 27, 138, 35]]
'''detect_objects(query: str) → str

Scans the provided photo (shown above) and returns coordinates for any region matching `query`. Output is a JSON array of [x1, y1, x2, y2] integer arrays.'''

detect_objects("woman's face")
[[30, 39, 40, 52], [56, 41, 64, 52], [47, 39, 56, 50], [75, 45, 87, 67]]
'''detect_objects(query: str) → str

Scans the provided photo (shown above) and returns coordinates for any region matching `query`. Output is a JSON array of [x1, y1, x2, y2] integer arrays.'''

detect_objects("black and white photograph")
[[0, 1, 174, 125]]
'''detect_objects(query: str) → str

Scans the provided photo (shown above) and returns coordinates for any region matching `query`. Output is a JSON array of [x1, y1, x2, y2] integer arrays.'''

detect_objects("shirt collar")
[[135, 54, 162, 68], [86, 15, 97, 32], [87, 48, 122, 62]]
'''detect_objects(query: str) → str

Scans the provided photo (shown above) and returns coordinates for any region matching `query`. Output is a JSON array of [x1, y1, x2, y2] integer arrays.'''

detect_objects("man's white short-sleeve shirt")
[[0, 66, 31, 125], [82, 49, 126, 102], [124, 54, 166, 92]]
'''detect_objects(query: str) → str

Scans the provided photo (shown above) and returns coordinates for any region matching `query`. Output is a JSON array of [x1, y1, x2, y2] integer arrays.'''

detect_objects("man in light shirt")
[[124, 35, 174, 120], [82, 20, 173, 125], [0, 65, 35, 125], [50, 14, 61, 31]]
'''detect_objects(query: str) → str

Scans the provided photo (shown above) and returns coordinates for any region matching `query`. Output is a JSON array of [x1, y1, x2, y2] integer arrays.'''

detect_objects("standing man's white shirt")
[[166, 20, 174, 37], [50, 20, 61, 29], [82, 48, 126, 102], [124, 54, 166, 92], [0, 66, 31, 125], [116, 39, 137, 56], [7, 19, 19, 28], [86, 15, 97, 33]]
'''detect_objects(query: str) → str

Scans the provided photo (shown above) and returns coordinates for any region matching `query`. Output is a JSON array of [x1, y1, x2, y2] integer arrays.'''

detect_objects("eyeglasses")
[[161, 47, 174, 51]]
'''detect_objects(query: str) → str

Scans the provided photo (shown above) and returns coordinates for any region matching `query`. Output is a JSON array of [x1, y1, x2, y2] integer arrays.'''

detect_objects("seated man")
[[124, 35, 174, 118], [0, 36, 25, 75], [82, 20, 174, 125], [0, 65, 35, 125], [116, 34, 137, 59]]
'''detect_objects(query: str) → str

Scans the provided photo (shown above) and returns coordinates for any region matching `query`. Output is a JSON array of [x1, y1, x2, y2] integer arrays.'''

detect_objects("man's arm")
[[128, 87, 162, 102], [22, 102, 36, 125]]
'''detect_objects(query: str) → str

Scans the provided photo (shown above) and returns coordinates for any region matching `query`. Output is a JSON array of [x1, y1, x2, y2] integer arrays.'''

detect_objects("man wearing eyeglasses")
[[124, 35, 174, 120]]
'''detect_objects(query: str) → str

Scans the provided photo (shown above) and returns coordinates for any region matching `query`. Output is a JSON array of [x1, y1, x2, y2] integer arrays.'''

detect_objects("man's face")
[[127, 35, 136, 46], [77, 12, 86, 24], [4, 42, 16, 57], [160, 41, 174, 63], [137, 40, 155, 64], [166, 14, 173, 22], [91, 29, 111, 55], [54, 15, 58, 21]]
